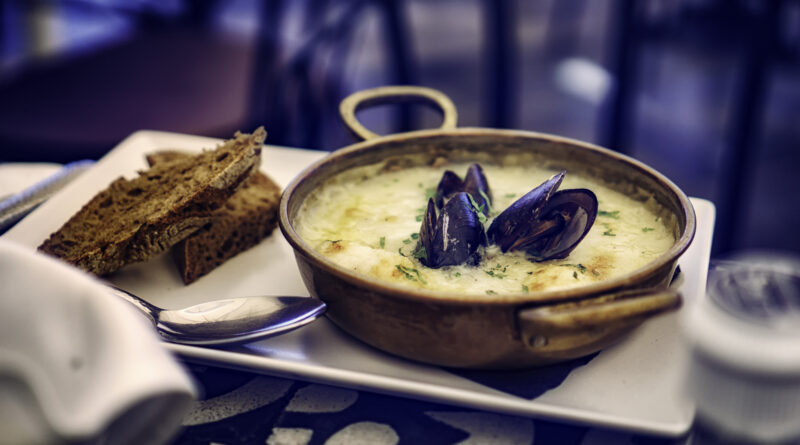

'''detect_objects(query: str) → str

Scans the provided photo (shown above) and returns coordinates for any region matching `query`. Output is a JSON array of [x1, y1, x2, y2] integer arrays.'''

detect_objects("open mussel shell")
[[434, 163, 492, 215], [525, 188, 598, 261], [487, 171, 598, 261], [487, 171, 565, 252], [419, 193, 487, 268]]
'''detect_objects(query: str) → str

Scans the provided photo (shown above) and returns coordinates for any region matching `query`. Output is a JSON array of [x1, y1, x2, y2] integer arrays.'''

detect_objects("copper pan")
[[279, 86, 696, 369]]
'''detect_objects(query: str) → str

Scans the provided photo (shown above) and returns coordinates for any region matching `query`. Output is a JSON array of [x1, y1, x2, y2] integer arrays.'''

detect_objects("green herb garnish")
[[379, 236, 385, 248], [521, 284, 529, 293], [642, 227, 655, 232], [478, 189, 494, 215], [485, 270, 506, 279], [561, 263, 587, 274], [486, 290, 497, 295], [412, 244, 427, 261], [598, 210, 620, 219], [465, 193, 487, 224], [396, 265, 427, 284]]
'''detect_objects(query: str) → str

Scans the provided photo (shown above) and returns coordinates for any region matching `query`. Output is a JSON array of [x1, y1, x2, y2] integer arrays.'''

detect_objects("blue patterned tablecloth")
[[172, 363, 690, 445]]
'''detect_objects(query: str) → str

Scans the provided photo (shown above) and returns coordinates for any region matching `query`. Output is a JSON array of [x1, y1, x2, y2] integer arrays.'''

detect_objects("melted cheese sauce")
[[295, 162, 675, 298]]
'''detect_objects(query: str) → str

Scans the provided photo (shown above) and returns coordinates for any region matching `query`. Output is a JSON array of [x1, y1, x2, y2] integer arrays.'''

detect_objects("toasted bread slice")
[[38, 128, 266, 275], [146, 150, 281, 284]]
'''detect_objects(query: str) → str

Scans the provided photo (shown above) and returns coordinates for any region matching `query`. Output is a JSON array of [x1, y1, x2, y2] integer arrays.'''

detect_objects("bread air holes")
[[99, 197, 113, 208], [216, 152, 229, 162], [127, 187, 144, 197]]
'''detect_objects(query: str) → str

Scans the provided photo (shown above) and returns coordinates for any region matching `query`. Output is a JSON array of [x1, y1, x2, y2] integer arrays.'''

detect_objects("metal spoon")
[[107, 286, 326, 346]]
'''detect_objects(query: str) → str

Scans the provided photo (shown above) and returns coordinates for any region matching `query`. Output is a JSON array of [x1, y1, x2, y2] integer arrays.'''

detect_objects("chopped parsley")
[[478, 189, 494, 215], [485, 263, 508, 279], [412, 244, 427, 260], [396, 265, 427, 284], [598, 210, 620, 219], [504, 193, 517, 198], [415, 214, 424, 222], [485, 270, 506, 279], [465, 193, 487, 223], [522, 284, 529, 293], [379, 236, 385, 248], [424, 187, 436, 200], [601, 223, 616, 236], [642, 227, 655, 232], [573, 271, 578, 279], [561, 263, 587, 274], [486, 290, 497, 295]]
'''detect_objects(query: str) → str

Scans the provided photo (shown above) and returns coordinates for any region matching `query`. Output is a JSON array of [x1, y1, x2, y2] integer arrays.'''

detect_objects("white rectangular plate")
[[2, 130, 715, 437]]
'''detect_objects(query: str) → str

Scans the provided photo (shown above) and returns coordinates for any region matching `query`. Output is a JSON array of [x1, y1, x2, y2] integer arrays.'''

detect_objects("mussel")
[[418, 193, 487, 268], [435, 163, 492, 215], [487, 171, 598, 261], [417, 166, 598, 269]]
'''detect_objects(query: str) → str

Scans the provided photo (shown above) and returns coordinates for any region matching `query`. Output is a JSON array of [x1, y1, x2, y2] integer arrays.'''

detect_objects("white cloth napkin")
[[0, 239, 196, 445]]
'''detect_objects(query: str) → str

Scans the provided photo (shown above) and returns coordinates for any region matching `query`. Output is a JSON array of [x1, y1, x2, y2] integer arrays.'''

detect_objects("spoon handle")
[[105, 285, 161, 325]]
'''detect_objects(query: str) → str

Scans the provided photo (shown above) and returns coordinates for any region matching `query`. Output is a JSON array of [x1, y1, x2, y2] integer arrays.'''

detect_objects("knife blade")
[[0, 160, 95, 233]]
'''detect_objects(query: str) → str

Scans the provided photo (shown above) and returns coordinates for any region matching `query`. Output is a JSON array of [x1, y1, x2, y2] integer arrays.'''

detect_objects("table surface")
[[0, 157, 702, 445]]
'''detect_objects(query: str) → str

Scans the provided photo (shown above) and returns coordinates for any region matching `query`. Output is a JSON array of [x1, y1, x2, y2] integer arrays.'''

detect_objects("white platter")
[[2, 130, 715, 437]]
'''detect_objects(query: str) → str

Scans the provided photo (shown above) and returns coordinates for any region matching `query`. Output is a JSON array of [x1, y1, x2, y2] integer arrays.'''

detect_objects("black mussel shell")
[[487, 171, 597, 261], [486, 171, 565, 252], [435, 170, 464, 208], [434, 164, 492, 215], [418, 193, 487, 268], [517, 188, 598, 261]]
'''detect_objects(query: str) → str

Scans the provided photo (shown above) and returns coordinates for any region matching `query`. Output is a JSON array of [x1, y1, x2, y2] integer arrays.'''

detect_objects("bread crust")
[[38, 128, 266, 275], [146, 150, 281, 284]]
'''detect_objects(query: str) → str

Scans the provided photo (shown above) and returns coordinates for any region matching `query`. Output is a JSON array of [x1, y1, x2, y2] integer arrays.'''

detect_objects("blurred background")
[[1, 0, 798, 257]]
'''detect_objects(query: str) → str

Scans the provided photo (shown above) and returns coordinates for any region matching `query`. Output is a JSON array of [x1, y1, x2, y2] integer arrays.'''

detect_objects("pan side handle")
[[516, 288, 682, 355], [339, 86, 458, 141]]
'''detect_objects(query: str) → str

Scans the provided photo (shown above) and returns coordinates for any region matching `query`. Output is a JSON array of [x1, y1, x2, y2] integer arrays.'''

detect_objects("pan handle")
[[517, 288, 682, 352], [339, 86, 458, 141]]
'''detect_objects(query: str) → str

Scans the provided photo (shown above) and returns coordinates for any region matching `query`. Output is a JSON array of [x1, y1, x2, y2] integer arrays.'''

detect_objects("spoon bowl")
[[107, 286, 327, 346]]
